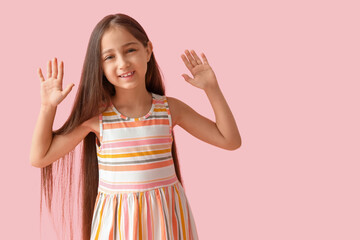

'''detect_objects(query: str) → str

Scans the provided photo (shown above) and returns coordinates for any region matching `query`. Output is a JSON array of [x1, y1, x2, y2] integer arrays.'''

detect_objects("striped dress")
[[90, 92, 199, 240]]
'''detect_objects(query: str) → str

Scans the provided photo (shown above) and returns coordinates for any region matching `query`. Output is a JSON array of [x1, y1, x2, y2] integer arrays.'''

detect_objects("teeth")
[[120, 71, 134, 77]]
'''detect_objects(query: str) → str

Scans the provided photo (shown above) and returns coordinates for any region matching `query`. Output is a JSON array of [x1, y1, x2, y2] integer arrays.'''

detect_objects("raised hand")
[[38, 58, 74, 108], [180, 49, 218, 91]]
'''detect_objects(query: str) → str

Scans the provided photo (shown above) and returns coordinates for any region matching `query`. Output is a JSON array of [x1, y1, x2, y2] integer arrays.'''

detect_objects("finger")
[[185, 49, 197, 66], [201, 52, 209, 65], [61, 83, 75, 98], [181, 54, 193, 71], [58, 61, 64, 82], [181, 74, 193, 83], [52, 57, 58, 79], [47, 60, 52, 79], [38, 68, 45, 82], [190, 50, 202, 65]]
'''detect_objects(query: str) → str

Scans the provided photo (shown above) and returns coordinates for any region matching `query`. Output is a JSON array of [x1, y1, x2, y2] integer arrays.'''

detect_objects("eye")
[[104, 55, 113, 61], [127, 48, 136, 53]]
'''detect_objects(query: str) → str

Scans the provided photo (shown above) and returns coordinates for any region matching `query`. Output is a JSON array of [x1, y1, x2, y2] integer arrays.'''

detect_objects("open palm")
[[38, 58, 74, 107], [181, 50, 218, 90]]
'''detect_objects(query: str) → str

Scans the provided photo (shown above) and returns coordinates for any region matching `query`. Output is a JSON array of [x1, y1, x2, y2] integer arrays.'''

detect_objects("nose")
[[116, 54, 130, 69]]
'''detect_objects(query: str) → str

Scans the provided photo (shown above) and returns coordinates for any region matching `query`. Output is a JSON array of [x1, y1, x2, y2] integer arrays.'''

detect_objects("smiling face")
[[100, 26, 152, 91]]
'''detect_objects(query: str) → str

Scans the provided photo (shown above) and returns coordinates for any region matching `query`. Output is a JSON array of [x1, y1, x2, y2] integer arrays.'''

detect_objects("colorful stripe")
[[90, 93, 198, 239]]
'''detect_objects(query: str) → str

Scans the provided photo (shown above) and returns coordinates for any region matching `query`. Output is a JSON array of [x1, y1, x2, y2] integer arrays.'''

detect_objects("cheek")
[[140, 58, 148, 72], [102, 70, 113, 82], [103, 65, 115, 76], [144, 63, 148, 74]]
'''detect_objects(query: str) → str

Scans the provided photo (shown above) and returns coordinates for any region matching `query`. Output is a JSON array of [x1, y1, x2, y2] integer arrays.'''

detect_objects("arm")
[[29, 105, 93, 168], [204, 85, 241, 150], [170, 49, 241, 150], [168, 86, 241, 150], [29, 57, 84, 168]]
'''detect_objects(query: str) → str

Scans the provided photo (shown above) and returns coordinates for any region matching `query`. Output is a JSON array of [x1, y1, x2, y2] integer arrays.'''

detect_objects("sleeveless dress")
[[90, 92, 199, 240]]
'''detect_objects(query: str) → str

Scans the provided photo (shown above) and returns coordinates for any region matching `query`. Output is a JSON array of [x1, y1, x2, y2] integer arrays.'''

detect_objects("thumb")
[[181, 74, 193, 83], [62, 83, 75, 98]]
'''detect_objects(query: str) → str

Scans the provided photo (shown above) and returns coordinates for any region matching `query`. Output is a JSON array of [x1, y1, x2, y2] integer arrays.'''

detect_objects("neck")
[[111, 87, 152, 113]]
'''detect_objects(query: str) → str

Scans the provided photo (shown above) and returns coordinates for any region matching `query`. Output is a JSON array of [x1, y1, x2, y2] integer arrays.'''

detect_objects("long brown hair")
[[40, 13, 184, 240]]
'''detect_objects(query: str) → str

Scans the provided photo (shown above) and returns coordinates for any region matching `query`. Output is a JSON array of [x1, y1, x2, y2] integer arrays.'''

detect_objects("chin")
[[113, 83, 141, 91]]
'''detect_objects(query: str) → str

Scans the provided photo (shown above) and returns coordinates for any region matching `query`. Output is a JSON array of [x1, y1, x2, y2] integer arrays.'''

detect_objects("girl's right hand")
[[38, 57, 75, 108]]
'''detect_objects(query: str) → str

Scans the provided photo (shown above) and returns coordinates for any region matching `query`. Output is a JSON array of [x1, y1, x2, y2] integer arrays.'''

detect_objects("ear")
[[146, 41, 153, 62]]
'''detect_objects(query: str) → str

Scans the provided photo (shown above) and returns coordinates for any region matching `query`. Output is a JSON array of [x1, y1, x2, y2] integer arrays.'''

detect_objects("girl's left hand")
[[181, 50, 218, 91]]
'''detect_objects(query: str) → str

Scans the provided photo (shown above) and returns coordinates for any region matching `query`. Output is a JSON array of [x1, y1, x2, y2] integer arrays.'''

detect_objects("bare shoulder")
[[166, 95, 209, 130], [82, 115, 100, 139], [166, 96, 180, 127], [166, 96, 189, 127]]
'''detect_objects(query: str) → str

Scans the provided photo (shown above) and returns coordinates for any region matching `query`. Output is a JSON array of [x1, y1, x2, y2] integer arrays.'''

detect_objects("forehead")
[[101, 26, 140, 50]]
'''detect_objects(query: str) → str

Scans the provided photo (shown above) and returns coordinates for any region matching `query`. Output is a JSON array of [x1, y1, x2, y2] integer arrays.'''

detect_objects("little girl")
[[30, 13, 241, 240]]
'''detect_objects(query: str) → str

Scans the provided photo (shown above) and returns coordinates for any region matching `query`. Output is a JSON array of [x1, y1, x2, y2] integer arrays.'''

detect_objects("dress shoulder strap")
[[151, 93, 173, 135], [162, 95, 172, 131], [95, 113, 103, 150], [153, 93, 172, 127], [96, 103, 109, 150]]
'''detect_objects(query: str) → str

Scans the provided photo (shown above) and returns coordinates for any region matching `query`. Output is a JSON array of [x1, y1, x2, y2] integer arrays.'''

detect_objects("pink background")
[[1, 0, 359, 239]]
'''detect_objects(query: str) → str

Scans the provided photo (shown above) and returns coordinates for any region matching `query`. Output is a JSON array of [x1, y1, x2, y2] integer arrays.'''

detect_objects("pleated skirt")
[[90, 181, 198, 240]]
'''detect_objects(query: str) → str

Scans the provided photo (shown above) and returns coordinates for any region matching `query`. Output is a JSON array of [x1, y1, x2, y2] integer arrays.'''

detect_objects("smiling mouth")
[[119, 71, 135, 78]]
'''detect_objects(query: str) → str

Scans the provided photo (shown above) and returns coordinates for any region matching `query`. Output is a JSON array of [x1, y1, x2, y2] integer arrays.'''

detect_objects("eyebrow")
[[102, 42, 139, 55]]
